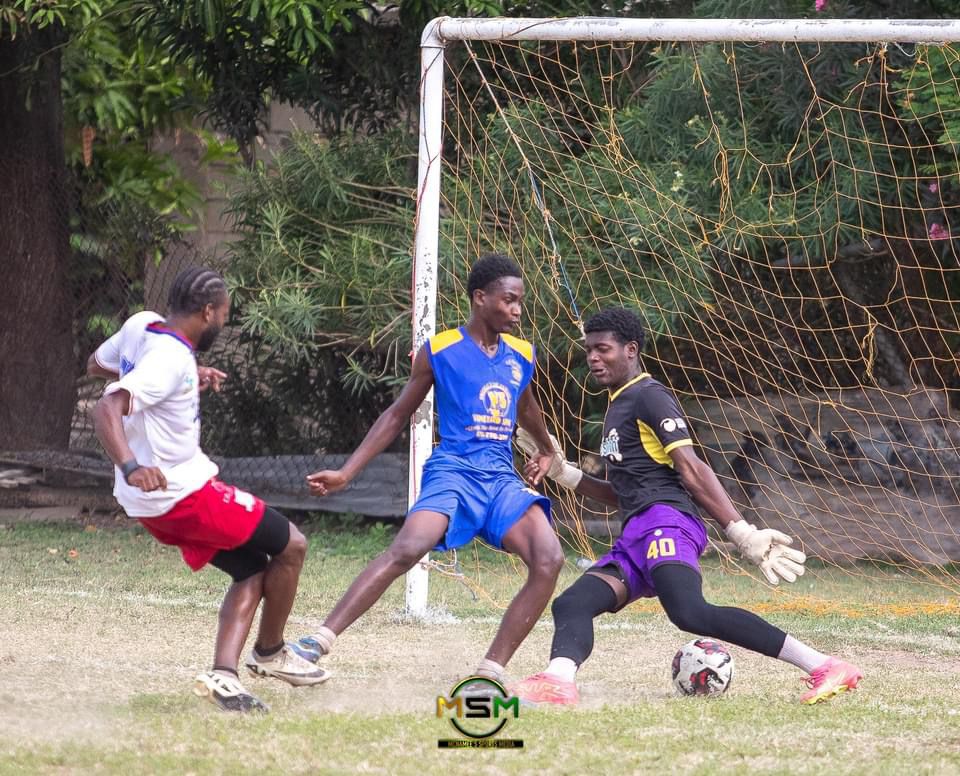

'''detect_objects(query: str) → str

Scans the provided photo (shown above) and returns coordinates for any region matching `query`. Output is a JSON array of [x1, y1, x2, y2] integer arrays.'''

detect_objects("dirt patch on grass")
[[1, 521, 954, 752]]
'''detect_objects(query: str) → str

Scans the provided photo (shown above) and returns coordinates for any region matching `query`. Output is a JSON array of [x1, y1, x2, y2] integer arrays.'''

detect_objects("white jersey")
[[94, 311, 219, 517]]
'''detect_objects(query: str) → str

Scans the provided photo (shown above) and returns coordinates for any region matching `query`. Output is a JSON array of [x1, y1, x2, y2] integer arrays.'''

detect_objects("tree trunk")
[[0, 28, 76, 450]]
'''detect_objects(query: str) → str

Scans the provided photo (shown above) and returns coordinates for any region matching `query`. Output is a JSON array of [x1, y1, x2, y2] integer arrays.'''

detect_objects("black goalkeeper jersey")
[[599, 372, 701, 525]]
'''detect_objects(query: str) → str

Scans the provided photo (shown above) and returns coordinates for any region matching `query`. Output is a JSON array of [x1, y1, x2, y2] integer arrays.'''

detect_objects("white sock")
[[544, 657, 578, 683], [311, 625, 337, 655], [475, 658, 505, 681], [778, 635, 829, 674]]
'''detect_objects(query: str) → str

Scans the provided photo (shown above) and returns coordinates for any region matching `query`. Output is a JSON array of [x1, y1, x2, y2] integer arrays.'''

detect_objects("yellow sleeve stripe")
[[663, 439, 693, 455], [637, 420, 673, 466], [429, 328, 463, 354], [500, 333, 534, 363]]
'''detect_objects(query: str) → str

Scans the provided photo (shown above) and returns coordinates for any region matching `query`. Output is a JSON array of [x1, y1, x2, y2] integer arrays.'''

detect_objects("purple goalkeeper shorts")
[[592, 503, 708, 605]]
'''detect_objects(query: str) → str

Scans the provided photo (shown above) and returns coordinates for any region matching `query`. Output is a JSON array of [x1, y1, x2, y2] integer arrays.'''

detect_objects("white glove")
[[515, 427, 584, 490], [724, 520, 806, 585]]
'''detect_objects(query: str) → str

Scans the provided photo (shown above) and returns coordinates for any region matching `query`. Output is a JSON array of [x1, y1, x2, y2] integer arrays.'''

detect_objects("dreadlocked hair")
[[583, 307, 646, 350], [167, 267, 227, 316], [467, 253, 522, 298]]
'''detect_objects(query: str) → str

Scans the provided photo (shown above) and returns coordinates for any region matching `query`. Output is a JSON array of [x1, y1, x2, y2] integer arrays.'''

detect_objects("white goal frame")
[[404, 16, 960, 615]]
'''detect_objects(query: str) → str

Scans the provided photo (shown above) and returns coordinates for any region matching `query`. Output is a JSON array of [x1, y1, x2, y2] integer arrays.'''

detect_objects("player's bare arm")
[[670, 445, 805, 584], [572, 471, 619, 507], [91, 390, 167, 492], [86, 351, 119, 381], [516, 424, 620, 506], [668, 445, 741, 529], [306, 347, 435, 496]]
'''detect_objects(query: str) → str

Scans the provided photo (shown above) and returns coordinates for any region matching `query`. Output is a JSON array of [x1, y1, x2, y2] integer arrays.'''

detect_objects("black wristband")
[[120, 459, 141, 482]]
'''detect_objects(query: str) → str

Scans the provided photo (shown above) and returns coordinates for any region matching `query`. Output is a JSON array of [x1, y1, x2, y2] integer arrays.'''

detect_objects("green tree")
[[216, 130, 413, 451], [1, 0, 213, 449], [129, 0, 363, 164], [225, 0, 960, 432], [1, 1, 93, 449]]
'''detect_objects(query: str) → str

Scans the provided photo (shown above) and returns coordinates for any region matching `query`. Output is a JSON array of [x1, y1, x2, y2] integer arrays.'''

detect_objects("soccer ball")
[[671, 639, 734, 696]]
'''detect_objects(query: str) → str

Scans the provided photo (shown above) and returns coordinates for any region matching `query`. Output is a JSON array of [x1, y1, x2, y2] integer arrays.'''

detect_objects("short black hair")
[[467, 253, 522, 297], [583, 307, 646, 350], [167, 267, 228, 316]]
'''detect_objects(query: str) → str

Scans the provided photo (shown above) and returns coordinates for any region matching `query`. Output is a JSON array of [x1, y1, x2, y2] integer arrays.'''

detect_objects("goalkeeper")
[[511, 307, 862, 706]]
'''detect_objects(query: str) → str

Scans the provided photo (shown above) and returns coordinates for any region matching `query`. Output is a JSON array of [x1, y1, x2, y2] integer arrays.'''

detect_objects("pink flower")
[[929, 223, 949, 240], [928, 182, 938, 193], [815, 0, 827, 10]]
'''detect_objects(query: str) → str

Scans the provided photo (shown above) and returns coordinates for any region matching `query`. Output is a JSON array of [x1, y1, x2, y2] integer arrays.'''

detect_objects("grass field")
[[2, 515, 960, 775]]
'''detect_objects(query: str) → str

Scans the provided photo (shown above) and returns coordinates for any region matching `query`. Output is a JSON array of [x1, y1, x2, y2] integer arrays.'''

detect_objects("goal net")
[[411, 18, 960, 614]]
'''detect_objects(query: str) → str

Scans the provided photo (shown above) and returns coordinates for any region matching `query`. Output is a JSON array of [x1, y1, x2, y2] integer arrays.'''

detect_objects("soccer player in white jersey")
[[88, 267, 328, 712]]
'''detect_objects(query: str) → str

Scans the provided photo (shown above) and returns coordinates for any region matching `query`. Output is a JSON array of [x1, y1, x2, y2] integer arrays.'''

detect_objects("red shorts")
[[138, 479, 266, 571]]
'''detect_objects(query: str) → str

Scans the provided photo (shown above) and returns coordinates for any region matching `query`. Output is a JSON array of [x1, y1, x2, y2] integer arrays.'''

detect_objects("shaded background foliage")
[[2, 0, 960, 455], [222, 0, 960, 454]]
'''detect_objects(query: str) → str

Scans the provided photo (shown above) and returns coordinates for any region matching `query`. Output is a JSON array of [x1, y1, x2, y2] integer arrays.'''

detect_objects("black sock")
[[212, 665, 238, 677], [549, 573, 620, 665], [254, 641, 284, 658]]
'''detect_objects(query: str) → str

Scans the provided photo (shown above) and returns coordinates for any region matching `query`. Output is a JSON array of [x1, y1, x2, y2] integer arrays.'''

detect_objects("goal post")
[[405, 22, 446, 616], [405, 17, 960, 614]]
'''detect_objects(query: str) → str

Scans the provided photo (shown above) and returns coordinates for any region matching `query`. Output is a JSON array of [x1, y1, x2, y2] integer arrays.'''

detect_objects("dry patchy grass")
[[1, 519, 960, 775]]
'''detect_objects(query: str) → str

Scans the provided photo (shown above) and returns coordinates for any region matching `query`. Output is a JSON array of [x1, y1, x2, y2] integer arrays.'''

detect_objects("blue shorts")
[[409, 462, 551, 551], [593, 504, 707, 604]]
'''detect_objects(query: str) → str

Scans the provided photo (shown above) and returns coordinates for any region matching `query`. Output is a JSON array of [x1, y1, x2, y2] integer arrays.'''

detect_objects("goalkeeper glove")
[[724, 520, 806, 585], [515, 427, 584, 490]]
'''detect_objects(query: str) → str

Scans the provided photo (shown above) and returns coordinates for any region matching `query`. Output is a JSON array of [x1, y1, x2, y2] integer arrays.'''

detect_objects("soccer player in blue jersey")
[[297, 254, 564, 684], [511, 307, 862, 706]]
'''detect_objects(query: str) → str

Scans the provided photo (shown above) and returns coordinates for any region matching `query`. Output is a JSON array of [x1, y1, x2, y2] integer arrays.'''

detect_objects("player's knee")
[[545, 544, 565, 576], [551, 572, 618, 621], [283, 524, 308, 565], [551, 586, 580, 620], [665, 607, 698, 635], [529, 542, 564, 580], [385, 540, 424, 570]]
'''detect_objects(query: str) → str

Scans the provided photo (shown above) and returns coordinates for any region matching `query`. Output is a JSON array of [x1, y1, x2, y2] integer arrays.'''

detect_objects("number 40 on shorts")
[[646, 537, 676, 560]]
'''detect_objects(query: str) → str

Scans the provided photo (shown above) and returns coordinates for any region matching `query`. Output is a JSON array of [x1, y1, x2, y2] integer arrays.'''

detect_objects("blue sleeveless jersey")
[[425, 327, 536, 472]]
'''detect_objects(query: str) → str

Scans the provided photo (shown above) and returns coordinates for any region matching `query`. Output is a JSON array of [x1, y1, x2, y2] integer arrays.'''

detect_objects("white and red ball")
[[671, 639, 734, 696]]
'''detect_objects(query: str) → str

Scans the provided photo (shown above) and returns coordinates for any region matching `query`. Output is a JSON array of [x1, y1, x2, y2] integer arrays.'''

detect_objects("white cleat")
[[194, 671, 269, 713], [245, 645, 332, 687]]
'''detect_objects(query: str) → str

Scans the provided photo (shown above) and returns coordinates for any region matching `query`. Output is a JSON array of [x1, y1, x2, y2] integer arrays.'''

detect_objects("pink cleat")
[[509, 672, 580, 707], [800, 657, 863, 704]]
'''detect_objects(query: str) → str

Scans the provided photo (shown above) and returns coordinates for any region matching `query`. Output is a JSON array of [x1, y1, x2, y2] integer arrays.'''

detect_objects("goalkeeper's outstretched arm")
[[571, 471, 620, 507], [516, 386, 565, 487], [515, 426, 619, 507], [669, 445, 806, 585]]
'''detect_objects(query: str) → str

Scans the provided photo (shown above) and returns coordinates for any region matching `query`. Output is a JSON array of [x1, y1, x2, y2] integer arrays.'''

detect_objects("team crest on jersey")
[[120, 356, 134, 377], [600, 428, 623, 462], [660, 417, 687, 433], [479, 382, 511, 423], [504, 356, 523, 387]]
